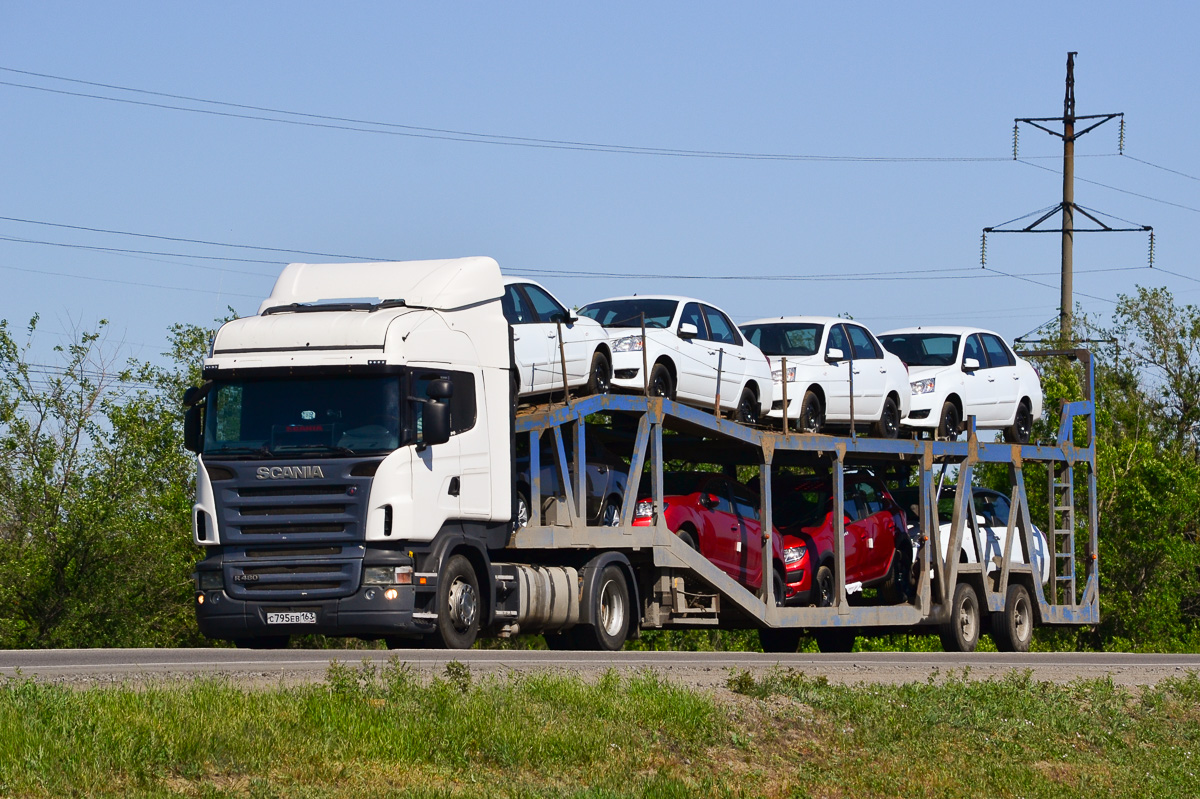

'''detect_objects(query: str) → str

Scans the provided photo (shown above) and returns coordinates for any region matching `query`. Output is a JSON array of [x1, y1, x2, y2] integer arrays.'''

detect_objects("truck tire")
[[432, 554, 481, 650], [939, 582, 981, 652], [575, 564, 630, 651], [992, 583, 1034, 653]]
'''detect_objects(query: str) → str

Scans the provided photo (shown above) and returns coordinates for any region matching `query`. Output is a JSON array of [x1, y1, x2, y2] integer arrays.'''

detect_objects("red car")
[[633, 472, 798, 603], [764, 469, 910, 606]]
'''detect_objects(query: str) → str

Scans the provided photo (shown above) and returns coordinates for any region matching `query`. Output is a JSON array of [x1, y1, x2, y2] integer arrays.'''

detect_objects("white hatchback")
[[878, 326, 1043, 443], [576, 295, 773, 424], [740, 316, 911, 437], [502, 278, 612, 399]]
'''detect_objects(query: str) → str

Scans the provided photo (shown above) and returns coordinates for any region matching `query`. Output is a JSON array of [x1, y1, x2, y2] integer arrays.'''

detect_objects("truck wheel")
[[992, 583, 1034, 653], [648, 363, 674, 400], [797, 390, 824, 434], [939, 582, 981, 652], [576, 564, 630, 651], [937, 401, 961, 441], [735, 387, 759, 426], [432, 554, 481, 650], [813, 628, 856, 653], [1005, 401, 1033, 444], [873, 395, 901, 439], [586, 351, 612, 396], [234, 636, 288, 650], [758, 627, 802, 653]]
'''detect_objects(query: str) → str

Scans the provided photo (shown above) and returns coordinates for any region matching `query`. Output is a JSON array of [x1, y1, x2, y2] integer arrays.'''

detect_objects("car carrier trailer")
[[185, 257, 1097, 653]]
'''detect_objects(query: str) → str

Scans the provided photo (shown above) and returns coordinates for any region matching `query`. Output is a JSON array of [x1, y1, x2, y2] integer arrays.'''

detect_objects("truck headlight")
[[612, 335, 645, 353], [910, 377, 936, 395], [196, 571, 224, 591], [772, 366, 796, 383], [783, 545, 806, 564], [363, 565, 414, 586]]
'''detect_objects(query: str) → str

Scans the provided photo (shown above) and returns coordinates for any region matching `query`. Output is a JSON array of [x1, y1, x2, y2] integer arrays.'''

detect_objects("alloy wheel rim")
[[599, 578, 625, 636], [449, 579, 479, 631]]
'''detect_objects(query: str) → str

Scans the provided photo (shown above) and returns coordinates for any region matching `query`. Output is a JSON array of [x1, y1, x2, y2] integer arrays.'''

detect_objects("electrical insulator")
[[980, 231, 988, 267], [1148, 230, 1155, 267], [1012, 123, 1020, 160], [1118, 117, 1126, 155]]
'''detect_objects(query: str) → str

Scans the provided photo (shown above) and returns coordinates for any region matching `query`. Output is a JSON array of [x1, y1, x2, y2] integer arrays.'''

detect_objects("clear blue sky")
[[2, 3, 1197, 367]]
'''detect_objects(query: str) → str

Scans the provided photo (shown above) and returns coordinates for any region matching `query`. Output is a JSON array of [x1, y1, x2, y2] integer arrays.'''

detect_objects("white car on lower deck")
[[739, 316, 910, 437], [878, 326, 1043, 443], [576, 295, 773, 424], [502, 278, 613, 399]]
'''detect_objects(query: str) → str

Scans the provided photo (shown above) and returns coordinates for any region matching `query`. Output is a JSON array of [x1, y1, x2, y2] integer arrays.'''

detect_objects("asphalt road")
[[2, 649, 1198, 688]]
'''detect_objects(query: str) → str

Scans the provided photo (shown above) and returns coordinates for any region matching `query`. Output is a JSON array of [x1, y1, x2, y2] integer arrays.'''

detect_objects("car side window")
[[827, 325, 849, 358], [502, 285, 533, 325], [523, 284, 569, 323], [963, 334, 986, 367], [843, 492, 865, 522], [988, 494, 1011, 527], [981, 334, 1015, 368], [732, 492, 759, 521], [703, 306, 739, 345], [847, 325, 881, 359], [679, 302, 709, 340], [702, 479, 734, 513]]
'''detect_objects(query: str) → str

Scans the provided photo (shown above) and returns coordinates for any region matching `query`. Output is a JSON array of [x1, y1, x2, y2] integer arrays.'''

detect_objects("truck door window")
[[410, 370, 477, 442]]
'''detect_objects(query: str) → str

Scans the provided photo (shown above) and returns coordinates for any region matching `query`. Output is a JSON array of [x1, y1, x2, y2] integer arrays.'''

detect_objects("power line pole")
[[982, 52, 1149, 342]]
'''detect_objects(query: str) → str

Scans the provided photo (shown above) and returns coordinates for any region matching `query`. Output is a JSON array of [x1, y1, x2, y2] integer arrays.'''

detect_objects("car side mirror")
[[963, 357, 981, 371], [699, 492, 717, 509], [825, 347, 844, 363], [679, 322, 699, 340], [184, 405, 203, 453]]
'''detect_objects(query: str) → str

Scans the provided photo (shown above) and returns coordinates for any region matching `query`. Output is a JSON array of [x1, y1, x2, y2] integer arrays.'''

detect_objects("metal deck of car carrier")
[[511, 349, 1098, 640]]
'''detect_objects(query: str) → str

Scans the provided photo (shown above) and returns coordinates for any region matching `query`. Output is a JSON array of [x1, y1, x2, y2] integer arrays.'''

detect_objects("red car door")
[[731, 486, 764, 590], [849, 478, 896, 584], [697, 477, 741, 582]]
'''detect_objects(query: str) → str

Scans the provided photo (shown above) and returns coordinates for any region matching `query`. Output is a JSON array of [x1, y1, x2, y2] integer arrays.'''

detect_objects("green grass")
[[0, 662, 1197, 798]]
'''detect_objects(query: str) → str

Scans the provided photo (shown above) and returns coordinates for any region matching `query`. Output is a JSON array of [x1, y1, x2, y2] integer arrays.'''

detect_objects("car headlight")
[[772, 366, 796, 382], [196, 571, 224, 591], [910, 377, 936, 395], [783, 545, 806, 564], [634, 499, 654, 518], [612, 335, 645, 353]]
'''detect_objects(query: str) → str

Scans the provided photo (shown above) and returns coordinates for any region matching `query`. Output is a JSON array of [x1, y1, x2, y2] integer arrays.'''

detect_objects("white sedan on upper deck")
[[740, 316, 910, 437], [502, 278, 613, 399], [878, 326, 1043, 443], [577, 295, 773, 424]]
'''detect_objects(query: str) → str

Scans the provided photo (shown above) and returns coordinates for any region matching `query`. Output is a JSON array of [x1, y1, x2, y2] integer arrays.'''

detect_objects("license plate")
[[267, 611, 316, 625]]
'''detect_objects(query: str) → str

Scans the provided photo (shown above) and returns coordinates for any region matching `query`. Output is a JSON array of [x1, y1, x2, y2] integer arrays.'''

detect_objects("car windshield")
[[741, 323, 823, 356], [578, 299, 678, 329], [204, 375, 403, 457], [879, 333, 961, 367]]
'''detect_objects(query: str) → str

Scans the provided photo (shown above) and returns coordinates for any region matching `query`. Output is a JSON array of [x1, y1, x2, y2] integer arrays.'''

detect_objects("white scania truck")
[[186, 256, 1099, 653]]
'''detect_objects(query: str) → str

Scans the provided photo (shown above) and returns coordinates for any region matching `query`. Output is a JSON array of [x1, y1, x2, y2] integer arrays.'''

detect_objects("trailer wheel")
[[992, 583, 1034, 653], [648, 363, 675, 400], [577, 564, 630, 651], [586, 350, 612, 396], [735, 386, 759, 426], [813, 628, 856, 653], [758, 627, 802, 653], [1005, 401, 1033, 444], [939, 582, 981, 652], [797, 390, 824, 434], [814, 564, 835, 607], [937, 401, 961, 441], [873, 395, 901, 439], [432, 554, 481, 650]]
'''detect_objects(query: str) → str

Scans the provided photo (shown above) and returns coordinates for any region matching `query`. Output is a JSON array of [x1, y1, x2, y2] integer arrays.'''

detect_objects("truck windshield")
[[878, 333, 960, 367], [740, 323, 823, 356], [578, 299, 678, 329], [204, 375, 403, 457]]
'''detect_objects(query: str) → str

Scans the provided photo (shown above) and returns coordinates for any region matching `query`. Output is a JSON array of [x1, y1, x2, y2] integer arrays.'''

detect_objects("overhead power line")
[[1017, 159, 1200, 214], [0, 65, 1092, 163], [1122, 154, 1200, 183]]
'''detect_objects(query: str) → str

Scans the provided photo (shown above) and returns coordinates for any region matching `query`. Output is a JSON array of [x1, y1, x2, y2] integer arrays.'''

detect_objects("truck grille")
[[222, 545, 365, 600]]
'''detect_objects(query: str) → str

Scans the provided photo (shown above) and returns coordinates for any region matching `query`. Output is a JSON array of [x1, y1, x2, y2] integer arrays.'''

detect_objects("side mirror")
[[975, 514, 989, 526], [182, 386, 201, 407], [422, 401, 451, 446], [963, 357, 981, 371], [825, 347, 844, 363], [426, 378, 454, 400], [699, 492, 717, 509], [679, 322, 699, 340], [184, 405, 203, 453]]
